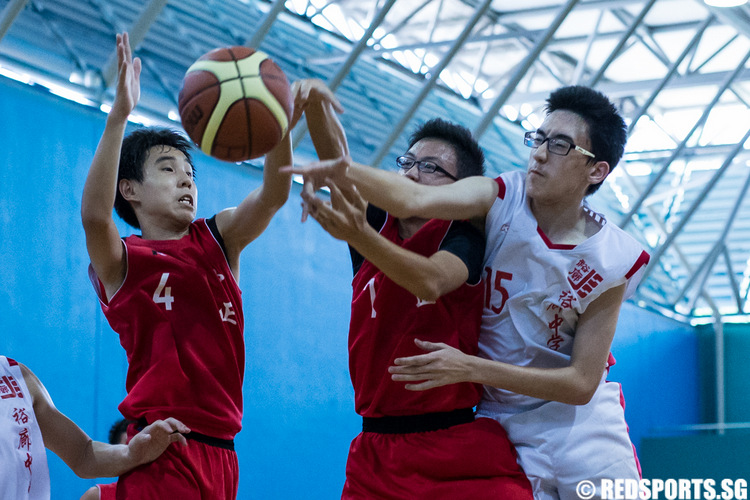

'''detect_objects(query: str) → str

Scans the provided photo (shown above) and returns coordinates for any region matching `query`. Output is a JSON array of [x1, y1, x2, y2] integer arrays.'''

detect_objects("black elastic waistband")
[[136, 418, 235, 451], [362, 407, 475, 434]]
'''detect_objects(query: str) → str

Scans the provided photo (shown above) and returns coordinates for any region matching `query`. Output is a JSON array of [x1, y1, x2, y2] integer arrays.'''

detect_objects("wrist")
[[105, 112, 129, 130]]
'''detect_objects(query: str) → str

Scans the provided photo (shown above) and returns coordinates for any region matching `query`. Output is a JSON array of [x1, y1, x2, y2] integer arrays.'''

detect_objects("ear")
[[588, 160, 610, 185], [119, 178, 139, 202]]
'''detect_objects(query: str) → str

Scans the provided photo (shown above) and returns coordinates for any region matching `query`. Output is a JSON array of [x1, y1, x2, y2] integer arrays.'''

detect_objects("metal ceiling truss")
[[0, 0, 749, 322]]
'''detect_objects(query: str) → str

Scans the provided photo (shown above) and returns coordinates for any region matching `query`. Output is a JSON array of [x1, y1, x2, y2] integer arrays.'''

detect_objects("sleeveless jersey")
[[0, 356, 50, 500], [480, 171, 650, 410], [90, 219, 244, 440], [349, 214, 484, 417]]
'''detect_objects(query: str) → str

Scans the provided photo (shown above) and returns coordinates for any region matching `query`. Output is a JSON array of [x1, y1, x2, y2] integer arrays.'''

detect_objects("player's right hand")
[[110, 32, 142, 122]]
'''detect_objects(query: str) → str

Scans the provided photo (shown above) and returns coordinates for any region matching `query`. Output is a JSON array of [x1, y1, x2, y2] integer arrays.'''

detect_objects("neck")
[[530, 198, 589, 245], [398, 216, 428, 239], [139, 219, 192, 241]]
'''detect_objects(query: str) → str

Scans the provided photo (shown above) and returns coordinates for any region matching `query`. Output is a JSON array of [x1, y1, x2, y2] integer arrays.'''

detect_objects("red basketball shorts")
[[342, 416, 532, 499], [115, 425, 239, 500]]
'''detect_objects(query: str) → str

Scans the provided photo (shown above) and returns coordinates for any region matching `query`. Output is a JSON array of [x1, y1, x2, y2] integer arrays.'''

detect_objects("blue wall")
[[610, 303, 703, 459], [0, 76, 715, 497]]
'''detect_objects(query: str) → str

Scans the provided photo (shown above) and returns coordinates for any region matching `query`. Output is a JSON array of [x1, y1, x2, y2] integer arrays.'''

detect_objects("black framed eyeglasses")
[[396, 156, 459, 181], [523, 131, 595, 159]]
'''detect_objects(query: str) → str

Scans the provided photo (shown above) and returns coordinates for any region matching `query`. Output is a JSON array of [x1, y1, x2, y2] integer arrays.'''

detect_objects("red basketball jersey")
[[90, 219, 244, 440], [349, 214, 483, 418]]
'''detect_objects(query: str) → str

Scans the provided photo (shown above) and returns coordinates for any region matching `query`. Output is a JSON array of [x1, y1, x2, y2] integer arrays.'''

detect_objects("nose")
[[531, 141, 549, 162], [402, 164, 420, 181], [179, 169, 193, 187]]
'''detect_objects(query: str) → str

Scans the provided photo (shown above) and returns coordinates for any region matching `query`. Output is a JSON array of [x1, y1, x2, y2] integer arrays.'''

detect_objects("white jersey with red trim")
[[0, 356, 50, 500], [479, 170, 649, 410]]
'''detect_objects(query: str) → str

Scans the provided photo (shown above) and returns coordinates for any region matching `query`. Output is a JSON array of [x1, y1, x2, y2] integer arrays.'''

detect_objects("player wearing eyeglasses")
[[294, 85, 649, 500], [296, 88, 532, 498]]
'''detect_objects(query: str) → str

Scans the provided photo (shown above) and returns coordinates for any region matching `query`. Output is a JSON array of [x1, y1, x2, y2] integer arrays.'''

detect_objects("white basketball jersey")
[[0, 356, 50, 500], [480, 171, 649, 410]]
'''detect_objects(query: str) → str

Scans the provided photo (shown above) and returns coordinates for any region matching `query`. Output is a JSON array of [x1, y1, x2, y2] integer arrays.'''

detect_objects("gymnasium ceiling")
[[0, 0, 749, 324]]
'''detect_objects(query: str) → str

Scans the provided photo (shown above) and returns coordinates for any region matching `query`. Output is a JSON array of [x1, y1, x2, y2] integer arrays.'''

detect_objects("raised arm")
[[306, 182, 472, 301], [215, 79, 344, 276], [294, 157, 498, 222], [390, 283, 626, 405], [300, 79, 348, 161], [22, 364, 189, 479], [80, 33, 139, 297], [215, 129, 293, 277]]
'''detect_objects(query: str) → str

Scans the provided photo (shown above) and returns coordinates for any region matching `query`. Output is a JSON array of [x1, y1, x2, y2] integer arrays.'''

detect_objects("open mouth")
[[179, 195, 194, 207]]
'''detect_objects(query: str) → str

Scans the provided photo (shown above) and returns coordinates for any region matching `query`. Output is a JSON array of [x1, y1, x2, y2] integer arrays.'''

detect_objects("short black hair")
[[108, 418, 132, 445], [407, 118, 485, 179], [545, 85, 627, 195], [115, 127, 195, 229]]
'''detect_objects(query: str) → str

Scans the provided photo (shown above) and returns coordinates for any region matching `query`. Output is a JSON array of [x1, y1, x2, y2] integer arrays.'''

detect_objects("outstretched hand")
[[389, 339, 476, 391], [290, 78, 344, 130], [110, 32, 141, 122], [126, 418, 190, 466], [302, 180, 369, 242], [281, 156, 353, 221]]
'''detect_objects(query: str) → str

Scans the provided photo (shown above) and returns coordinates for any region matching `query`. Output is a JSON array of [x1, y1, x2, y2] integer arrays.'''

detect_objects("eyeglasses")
[[396, 156, 459, 181], [523, 131, 595, 159]]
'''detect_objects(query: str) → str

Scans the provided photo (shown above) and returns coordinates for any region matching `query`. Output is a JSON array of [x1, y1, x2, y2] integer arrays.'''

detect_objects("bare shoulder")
[[213, 206, 236, 234], [17, 363, 45, 408]]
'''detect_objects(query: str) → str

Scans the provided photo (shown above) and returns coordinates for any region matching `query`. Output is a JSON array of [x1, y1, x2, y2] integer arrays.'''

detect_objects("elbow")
[[80, 208, 110, 233], [414, 289, 441, 303], [411, 279, 445, 303], [74, 470, 97, 480], [564, 382, 598, 406], [81, 217, 105, 239]]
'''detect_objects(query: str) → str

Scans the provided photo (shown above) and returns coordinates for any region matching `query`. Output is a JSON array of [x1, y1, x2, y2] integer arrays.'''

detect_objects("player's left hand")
[[389, 339, 474, 390], [126, 418, 190, 465]]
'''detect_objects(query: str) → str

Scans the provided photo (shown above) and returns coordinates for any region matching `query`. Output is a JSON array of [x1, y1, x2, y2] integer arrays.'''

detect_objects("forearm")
[[345, 163, 425, 219], [346, 164, 496, 221], [74, 441, 138, 479], [259, 131, 293, 209], [306, 100, 348, 161], [471, 357, 599, 405], [218, 133, 293, 259], [349, 231, 464, 301], [81, 115, 128, 226]]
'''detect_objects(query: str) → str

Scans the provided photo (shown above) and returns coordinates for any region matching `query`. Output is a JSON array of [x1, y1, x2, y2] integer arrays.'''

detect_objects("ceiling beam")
[[0, 0, 28, 43], [101, 0, 168, 89], [620, 48, 750, 229], [473, 0, 581, 138], [588, 0, 658, 87], [370, 0, 494, 167], [246, 0, 289, 49], [639, 123, 750, 284]]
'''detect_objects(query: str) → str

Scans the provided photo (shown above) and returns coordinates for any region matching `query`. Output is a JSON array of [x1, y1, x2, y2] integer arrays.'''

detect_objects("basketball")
[[178, 46, 293, 162]]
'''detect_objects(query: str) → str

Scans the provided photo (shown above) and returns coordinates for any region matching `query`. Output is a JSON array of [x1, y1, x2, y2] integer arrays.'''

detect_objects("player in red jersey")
[[297, 81, 531, 498], [80, 34, 340, 499]]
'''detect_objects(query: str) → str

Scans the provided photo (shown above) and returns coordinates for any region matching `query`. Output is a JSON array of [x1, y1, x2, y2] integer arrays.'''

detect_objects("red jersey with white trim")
[[349, 214, 483, 418], [90, 219, 244, 440], [0, 356, 50, 500], [481, 171, 649, 409]]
